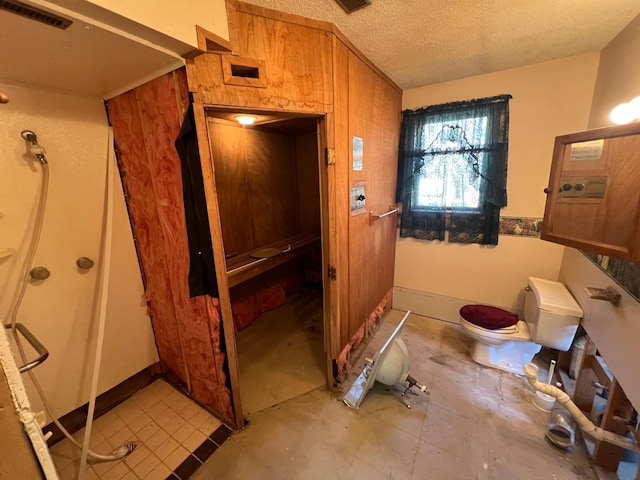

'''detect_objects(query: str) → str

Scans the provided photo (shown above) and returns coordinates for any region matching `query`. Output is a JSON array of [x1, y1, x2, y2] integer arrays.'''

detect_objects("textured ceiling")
[[241, 0, 640, 89]]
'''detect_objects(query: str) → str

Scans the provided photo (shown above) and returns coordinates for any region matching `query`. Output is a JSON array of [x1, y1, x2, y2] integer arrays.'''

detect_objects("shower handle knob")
[[76, 257, 95, 269], [30, 266, 50, 280]]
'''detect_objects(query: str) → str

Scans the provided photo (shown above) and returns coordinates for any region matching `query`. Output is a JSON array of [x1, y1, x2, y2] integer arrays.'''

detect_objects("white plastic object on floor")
[[533, 391, 556, 411], [533, 359, 558, 411]]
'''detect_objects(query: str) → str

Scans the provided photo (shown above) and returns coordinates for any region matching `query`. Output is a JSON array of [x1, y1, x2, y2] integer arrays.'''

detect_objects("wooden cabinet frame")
[[542, 122, 640, 261]]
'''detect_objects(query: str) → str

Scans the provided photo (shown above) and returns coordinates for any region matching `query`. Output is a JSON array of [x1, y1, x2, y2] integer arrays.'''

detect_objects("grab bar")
[[369, 207, 399, 224], [4, 323, 49, 373]]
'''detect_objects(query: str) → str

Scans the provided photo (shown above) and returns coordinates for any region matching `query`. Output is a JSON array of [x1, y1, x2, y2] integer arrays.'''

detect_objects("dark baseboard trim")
[[45, 367, 156, 447], [168, 424, 233, 480]]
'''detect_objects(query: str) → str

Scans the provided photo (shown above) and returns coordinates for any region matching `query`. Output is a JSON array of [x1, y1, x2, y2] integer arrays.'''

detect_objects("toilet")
[[459, 277, 583, 375]]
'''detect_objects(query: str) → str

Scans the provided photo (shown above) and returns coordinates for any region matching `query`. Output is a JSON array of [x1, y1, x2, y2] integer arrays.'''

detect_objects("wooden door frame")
[[317, 115, 340, 387], [193, 102, 244, 429], [194, 103, 334, 428]]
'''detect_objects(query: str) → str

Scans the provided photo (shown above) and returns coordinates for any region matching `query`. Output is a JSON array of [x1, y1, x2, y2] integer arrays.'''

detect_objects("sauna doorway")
[[206, 111, 327, 417]]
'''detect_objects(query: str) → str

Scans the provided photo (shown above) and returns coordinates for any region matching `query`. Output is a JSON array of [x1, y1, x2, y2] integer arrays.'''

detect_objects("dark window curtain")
[[396, 95, 511, 245]]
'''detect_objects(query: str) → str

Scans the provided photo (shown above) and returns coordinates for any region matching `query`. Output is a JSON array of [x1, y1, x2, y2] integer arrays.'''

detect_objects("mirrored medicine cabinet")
[[541, 122, 640, 263]]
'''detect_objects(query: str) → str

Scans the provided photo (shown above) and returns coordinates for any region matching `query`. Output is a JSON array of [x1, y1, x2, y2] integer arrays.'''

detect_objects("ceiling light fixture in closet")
[[235, 115, 257, 125]]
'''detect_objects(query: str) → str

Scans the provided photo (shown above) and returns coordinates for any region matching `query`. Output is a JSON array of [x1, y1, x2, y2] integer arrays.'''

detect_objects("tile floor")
[[49, 378, 229, 480], [191, 309, 602, 480]]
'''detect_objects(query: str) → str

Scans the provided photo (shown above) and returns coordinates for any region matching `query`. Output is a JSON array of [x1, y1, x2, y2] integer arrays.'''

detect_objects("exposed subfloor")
[[192, 309, 602, 480], [236, 288, 325, 416], [48, 378, 230, 480]]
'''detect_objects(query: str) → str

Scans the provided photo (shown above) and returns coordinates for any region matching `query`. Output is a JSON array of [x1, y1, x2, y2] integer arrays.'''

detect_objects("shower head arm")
[[21, 130, 38, 144], [20, 130, 48, 164]]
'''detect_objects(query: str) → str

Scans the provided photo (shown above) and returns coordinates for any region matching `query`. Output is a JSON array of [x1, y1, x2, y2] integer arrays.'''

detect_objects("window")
[[396, 95, 511, 245], [415, 117, 488, 209]]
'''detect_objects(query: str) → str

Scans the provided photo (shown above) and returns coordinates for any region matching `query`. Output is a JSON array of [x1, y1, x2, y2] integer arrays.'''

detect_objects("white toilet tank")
[[524, 277, 583, 351]]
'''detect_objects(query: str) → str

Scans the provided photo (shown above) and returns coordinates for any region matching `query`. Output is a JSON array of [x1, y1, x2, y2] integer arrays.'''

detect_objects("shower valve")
[[76, 257, 95, 269], [30, 266, 50, 280]]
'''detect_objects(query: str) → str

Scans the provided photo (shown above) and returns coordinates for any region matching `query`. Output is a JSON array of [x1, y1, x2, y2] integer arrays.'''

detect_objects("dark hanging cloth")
[[175, 102, 219, 298]]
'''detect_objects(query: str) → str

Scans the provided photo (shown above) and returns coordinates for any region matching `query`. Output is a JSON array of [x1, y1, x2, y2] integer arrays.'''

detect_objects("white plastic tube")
[[78, 128, 129, 478], [8, 133, 134, 471], [524, 363, 638, 453]]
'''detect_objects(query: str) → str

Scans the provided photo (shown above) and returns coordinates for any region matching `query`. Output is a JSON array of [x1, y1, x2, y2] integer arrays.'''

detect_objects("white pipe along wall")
[[524, 363, 638, 453]]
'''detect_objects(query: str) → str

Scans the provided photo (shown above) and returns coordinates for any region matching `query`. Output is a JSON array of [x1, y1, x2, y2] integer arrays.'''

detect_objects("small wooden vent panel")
[[221, 55, 267, 88]]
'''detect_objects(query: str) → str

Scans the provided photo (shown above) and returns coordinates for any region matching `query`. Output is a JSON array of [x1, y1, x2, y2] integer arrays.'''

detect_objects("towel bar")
[[369, 207, 399, 224]]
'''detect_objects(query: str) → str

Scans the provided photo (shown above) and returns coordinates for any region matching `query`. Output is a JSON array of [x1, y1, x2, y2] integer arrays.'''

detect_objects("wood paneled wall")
[[187, 2, 334, 113], [331, 45, 402, 376], [296, 131, 321, 235], [106, 69, 235, 425], [347, 51, 401, 340], [208, 118, 320, 256], [108, 2, 402, 426]]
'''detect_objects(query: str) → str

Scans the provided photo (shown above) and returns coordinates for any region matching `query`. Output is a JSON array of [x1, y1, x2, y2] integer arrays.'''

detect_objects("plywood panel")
[[296, 130, 321, 236], [209, 120, 302, 255], [207, 120, 255, 255], [188, 11, 333, 113], [194, 103, 242, 428], [332, 38, 351, 357], [246, 129, 300, 246], [107, 89, 188, 384], [347, 51, 401, 340]]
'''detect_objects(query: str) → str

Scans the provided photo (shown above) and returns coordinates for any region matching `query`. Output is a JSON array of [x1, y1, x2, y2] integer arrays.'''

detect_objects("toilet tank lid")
[[528, 277, 583, 318]]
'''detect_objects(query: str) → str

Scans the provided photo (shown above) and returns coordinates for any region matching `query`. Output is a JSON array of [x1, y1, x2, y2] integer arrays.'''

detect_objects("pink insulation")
[[336, 288, 393, 379], [231, 269, 303, 331], [107, 68, 235, 426], [107, 89, 188, 386], [231, 294, 261, 331]]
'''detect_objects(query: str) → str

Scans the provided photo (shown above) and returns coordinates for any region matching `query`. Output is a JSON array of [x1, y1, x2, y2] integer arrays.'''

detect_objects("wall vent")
[[0, 0, 73, 30], [335, 0, 371, 14]]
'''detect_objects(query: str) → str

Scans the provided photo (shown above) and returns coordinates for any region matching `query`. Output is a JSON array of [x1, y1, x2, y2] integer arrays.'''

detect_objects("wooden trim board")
[[193, 101, 244, 429]]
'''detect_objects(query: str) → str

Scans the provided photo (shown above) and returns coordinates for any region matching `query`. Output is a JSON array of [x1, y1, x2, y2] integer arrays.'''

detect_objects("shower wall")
[[0, 82, 158, 420]]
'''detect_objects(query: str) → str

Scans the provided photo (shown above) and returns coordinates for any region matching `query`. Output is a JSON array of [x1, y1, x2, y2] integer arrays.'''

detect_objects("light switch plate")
[[351, 183, 366, 213]]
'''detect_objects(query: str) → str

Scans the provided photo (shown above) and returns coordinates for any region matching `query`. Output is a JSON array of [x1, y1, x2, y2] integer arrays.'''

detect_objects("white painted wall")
[[394, 54, 600, 318], [587, 13, 640, 129], [559, 250, 640, 411], [86, 0, 230, 45], [0, 82, 158, 420], [558, 13, 640, 411], [37, 0, 229, 55]]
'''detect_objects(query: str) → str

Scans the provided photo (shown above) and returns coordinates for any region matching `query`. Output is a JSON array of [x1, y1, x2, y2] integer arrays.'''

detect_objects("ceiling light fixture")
[[235, 115, 257, 125], [609, 96, 640, 125]]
